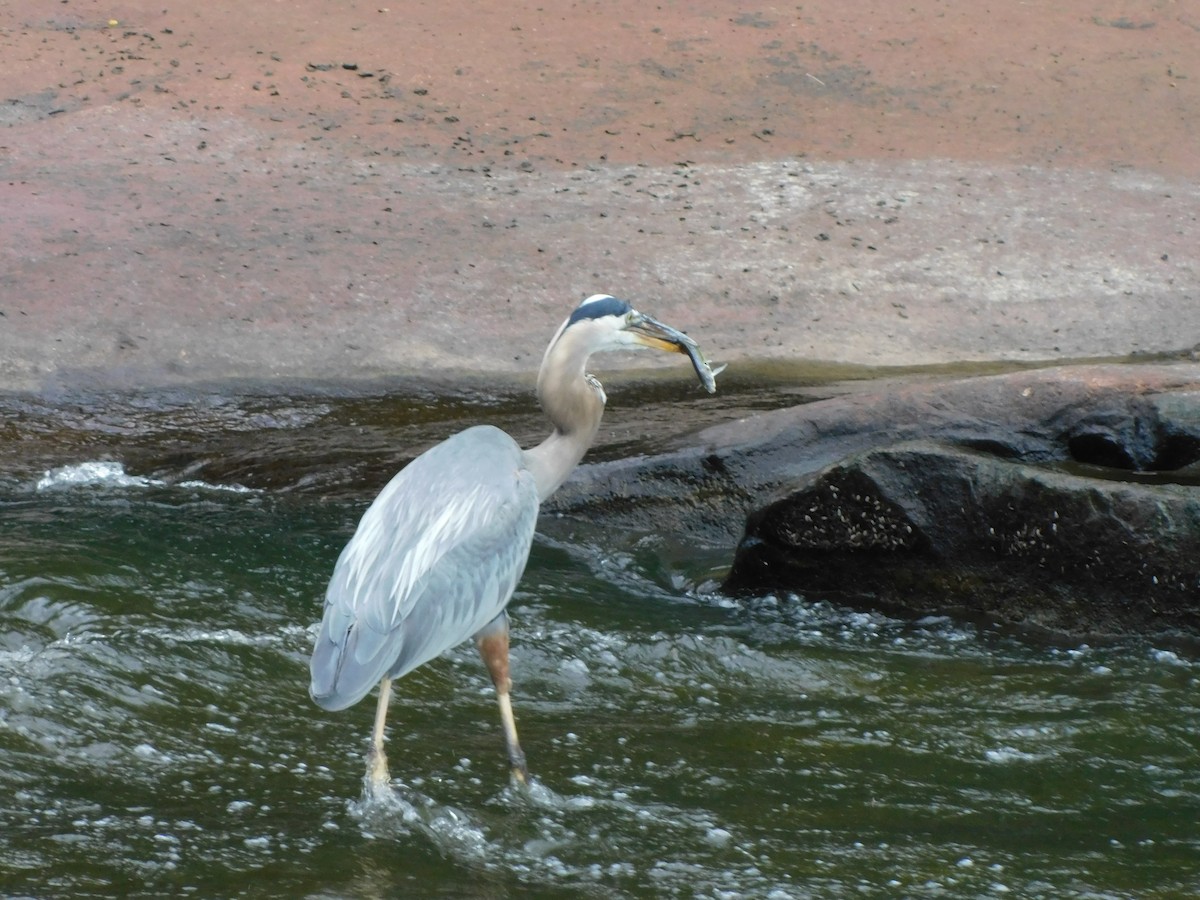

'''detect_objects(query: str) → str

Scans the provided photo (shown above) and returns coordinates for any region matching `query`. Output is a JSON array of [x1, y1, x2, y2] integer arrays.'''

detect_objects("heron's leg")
[[366, 676, 393, 792], [476, 616, 529, 784]]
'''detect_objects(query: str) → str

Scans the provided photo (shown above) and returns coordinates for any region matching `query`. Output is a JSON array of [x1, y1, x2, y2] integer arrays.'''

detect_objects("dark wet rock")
[[552, 363, 1200, 639], [725, 441, 1200, 640]]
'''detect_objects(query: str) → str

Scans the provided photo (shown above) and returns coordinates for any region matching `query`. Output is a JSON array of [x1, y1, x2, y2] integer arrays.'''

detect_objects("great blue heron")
[[309, 294, 719, 792]]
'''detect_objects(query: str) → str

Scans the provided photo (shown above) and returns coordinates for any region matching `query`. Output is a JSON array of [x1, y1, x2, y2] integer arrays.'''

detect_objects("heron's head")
[[542, 294, 720, 393]]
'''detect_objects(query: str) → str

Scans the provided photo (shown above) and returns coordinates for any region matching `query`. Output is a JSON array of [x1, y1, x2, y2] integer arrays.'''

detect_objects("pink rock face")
[[2, 1, 1198, 390]]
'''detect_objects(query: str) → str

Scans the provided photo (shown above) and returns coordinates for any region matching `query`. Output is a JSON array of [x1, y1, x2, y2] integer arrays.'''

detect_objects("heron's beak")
[[626, 312, 723, 393]]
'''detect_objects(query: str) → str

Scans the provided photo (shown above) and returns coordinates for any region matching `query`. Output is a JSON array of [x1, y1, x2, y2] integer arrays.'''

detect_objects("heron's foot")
[[365, 746, 392, 796], [508, 748, 530, 787]]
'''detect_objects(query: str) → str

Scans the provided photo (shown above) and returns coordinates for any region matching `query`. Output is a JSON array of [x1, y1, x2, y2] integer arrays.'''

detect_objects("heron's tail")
[[309, 613, 393, 711]]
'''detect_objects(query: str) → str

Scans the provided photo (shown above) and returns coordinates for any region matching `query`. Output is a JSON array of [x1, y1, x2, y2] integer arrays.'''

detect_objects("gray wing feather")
[[309, 425, 539, 711]]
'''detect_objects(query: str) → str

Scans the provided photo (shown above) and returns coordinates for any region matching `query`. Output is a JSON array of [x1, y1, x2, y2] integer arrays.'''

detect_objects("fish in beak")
[[626, 312, 724, 394]]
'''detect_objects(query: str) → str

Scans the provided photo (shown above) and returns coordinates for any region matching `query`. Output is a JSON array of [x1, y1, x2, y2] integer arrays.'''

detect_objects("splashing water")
[[36, 460, 257, 494]]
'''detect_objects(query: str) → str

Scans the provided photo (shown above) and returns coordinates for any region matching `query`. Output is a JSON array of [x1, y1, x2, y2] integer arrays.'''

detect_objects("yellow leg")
[[366, 676, 392, 793], [477, 624, 529, 784], [495, 689, 528, 785]]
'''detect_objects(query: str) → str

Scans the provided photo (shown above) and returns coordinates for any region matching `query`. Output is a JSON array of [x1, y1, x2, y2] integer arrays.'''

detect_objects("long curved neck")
[[522, 368, 605, 501]]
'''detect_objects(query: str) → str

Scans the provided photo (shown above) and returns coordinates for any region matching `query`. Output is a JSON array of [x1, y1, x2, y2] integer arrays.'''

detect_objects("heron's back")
[[309, 425, 539, 710]]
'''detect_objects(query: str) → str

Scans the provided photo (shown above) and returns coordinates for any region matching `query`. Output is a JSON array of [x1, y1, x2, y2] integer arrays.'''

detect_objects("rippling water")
[[1, 384, 1198, 898]]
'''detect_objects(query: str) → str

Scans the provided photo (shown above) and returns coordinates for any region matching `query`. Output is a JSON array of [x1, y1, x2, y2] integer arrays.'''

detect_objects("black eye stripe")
[[567, 295, 631, 326]]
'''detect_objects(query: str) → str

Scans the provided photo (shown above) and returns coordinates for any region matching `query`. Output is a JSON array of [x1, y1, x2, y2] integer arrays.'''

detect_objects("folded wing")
[[309, 425, 539, 711]]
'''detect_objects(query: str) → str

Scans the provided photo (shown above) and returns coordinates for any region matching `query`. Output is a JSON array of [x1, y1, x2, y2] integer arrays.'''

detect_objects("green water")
[[1, 385, 1197, 898]]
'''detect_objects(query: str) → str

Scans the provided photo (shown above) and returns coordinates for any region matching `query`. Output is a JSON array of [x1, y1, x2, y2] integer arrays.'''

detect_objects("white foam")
[[1151, 649, 1190, 668], [37, 461, 154, 491], [984, 746, 1040, 764], [35, 460, 255, 494]]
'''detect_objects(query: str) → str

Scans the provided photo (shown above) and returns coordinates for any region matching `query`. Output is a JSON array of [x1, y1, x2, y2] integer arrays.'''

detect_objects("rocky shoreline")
[[553, 363, 1200, 640]]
